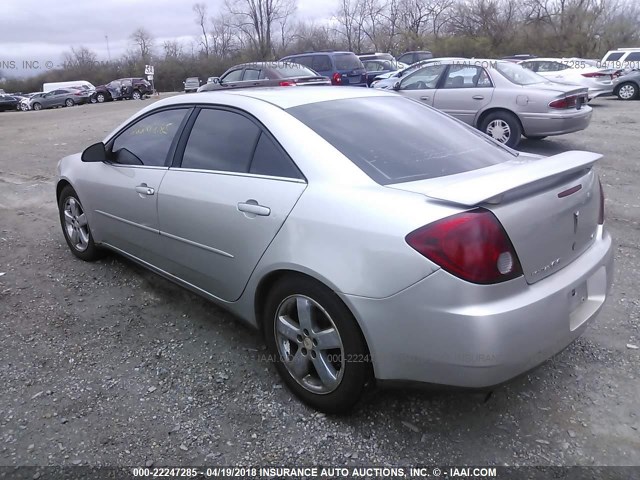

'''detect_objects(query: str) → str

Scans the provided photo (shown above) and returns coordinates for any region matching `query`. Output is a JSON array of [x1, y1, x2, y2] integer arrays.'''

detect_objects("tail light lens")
[[581, 72, 607, 78], [598, 179, 605, 225], [406, 209, 523, 284], [278, 80, 296, 86], [331, 73, 342, 85], [549, 95, 579, 109]]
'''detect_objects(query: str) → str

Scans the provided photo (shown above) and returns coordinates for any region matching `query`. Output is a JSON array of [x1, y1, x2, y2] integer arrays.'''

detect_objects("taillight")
[[581, 72, 607, 78], [598, 179, 605, 225], [278, 80, 296, 86], [331, 73, 342, 85], [405, 209, 523, 284], [549, 95, 578, 109]]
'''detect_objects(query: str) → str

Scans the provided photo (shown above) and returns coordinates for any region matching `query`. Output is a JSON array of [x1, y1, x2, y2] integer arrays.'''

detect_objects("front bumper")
[[520, 106, 592, 136], [341, 227, 613, 388]]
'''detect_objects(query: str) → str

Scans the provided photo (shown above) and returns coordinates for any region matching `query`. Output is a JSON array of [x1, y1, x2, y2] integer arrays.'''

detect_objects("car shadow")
[[517, 138, 576, 156]]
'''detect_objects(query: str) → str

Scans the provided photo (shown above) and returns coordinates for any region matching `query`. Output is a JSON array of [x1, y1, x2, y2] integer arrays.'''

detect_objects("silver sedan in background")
[[376, 59, 592, 147], [56, 88, 613, 412]]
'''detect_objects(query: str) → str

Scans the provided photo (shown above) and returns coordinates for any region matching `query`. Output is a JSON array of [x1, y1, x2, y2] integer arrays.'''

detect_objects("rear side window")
[[181, 109, 260, 172], [243, 69, 261, 80], [398, 53, 413, 64], [625, 52, 640, 61], [333, 53, 363, 71], [287, 97, 515, 184], [250, 133, 302, 179], [111, 109, 188, 166], [288, 56, 313, 68], [604, 52, 624, 61], [312, 55, 332, 71], [274, 63, 317, 78]]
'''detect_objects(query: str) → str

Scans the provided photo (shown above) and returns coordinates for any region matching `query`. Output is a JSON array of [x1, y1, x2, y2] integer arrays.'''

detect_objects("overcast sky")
[[0, 0, 337, 77]]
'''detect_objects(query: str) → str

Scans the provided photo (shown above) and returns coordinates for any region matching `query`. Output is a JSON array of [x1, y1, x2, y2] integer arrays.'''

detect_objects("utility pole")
[[105, 35, 111, 61]]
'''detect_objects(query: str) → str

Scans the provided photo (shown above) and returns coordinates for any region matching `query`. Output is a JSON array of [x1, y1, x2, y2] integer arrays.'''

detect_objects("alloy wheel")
[[274, 295, 345, 394], [63, 197, 90, 252], [619, 84, 636, 100]]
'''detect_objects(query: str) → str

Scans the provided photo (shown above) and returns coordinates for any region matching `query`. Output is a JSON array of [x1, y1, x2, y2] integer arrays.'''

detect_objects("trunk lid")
[[390, 151, 602, 284]]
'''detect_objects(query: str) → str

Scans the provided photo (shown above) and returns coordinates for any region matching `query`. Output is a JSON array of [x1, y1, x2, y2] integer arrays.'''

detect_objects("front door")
[[396, 63, 447, 106], [79, 108, 190, 264]]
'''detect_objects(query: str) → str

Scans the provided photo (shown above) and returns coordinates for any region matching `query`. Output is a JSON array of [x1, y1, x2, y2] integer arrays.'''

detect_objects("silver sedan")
[[56, 87, 613, 412], [375, 59, 592, 147]]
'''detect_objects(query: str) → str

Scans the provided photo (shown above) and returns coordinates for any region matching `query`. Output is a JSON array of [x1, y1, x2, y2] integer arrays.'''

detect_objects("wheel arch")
[[252, 268, 374, 367], [56, 179, 72, 203], [476, 107, 524, 132]]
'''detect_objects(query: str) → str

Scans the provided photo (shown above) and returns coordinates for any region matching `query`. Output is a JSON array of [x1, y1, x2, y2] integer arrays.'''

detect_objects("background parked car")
[[280, 51, 367, 86], [383, 59, 592, 147], [198, 62, 330, 92], [397, 50, 433, 65], [501, 54, 537, 62], [612, 69, 640, 100], [519, 58, 617, 100], [184, 77, 201, 93], [600, 47, 640, 71], [361, 59, 400, 86], [91, 78, 152, 103], [0, 95, 20, 112], [31, 88, 90, 111], [370, 57, 465, 88], [18, 92, 44, 111]]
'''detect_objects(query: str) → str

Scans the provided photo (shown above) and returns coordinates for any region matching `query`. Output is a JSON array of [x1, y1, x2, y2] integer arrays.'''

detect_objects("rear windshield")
[[274, 63, 318, 78], [495, 62, 546, 85], [287, 96, 515, 184], [333, 53, 363, 71]]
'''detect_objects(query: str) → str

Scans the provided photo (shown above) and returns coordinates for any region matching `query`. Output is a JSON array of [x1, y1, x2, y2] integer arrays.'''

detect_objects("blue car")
[[279, 51, 367, 87]]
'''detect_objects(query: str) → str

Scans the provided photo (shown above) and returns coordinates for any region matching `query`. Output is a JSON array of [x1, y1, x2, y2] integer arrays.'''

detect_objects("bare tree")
[[211, 13, 237, 58], [334, 0, 367, 52], [225, 0, 297, 59], [63, 46, 98, 68], [163, 40, 184, 59], [193, 3, 211, 57], [130, 27, 154, 61]]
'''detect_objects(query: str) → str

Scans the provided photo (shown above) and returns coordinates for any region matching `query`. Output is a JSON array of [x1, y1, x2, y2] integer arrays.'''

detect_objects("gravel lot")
[[0, 95, 638, 468]]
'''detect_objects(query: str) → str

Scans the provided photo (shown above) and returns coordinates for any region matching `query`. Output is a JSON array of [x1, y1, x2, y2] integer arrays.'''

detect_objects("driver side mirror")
[[81, 142, 107, 163]]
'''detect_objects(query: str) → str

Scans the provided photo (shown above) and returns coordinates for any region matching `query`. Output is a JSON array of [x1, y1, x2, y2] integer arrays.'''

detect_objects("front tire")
[[65, 98, 74, 107], [131, 90, 142, 100], [479, 111, 522, 148], [96, 93, 106, 103], [616, 82, 638, 100], [58, 186, 104, 261], [263, 276, 373, 413], [33, 102, 42, 111]]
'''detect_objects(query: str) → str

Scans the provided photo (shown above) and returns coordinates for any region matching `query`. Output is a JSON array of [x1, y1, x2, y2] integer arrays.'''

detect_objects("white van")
[[42, 80, 95, 93], [600, 48, 640, 70]]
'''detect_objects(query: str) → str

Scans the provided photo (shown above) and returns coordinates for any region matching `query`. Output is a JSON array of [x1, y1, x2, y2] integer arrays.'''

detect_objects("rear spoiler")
[[418, 151, 601, 206]]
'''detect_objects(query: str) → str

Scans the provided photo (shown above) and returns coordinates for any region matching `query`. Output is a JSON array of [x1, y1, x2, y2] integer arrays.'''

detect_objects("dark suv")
[[279, 51, 367, 86], [91, 78, 152, 103]]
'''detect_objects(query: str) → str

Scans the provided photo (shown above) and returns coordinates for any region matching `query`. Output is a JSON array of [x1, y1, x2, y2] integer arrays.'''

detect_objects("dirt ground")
[[0, 95, 638, 468]]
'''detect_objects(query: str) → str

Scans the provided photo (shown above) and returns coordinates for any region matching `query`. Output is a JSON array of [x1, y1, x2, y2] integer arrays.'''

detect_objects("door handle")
[[238, 201, 270, 216], [420, 96, 430, 101], [472, 95, 484, 100], [135, 184, 155, 196]]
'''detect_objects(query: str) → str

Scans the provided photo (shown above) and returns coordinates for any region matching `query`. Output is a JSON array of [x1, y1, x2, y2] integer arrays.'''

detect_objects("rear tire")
[[131, 90, 142, 100], [263, 275, 373, 413], [58, 185, 105, 262], [65, 98, 74, 107], [479, 111, 522, 148], [96, 93, 106, 103], [33, 102, 42, 111], [616, 82, 638, 101]]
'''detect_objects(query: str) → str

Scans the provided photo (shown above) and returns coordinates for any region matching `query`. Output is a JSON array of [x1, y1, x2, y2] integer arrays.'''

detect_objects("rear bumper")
[[341, 227, 613, 388], [520, 106, 592, 136]]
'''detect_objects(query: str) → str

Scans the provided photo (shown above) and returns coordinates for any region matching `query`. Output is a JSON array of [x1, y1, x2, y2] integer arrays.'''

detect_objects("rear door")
[[432, 65, 494, 125], [156, 107, 306, 301]]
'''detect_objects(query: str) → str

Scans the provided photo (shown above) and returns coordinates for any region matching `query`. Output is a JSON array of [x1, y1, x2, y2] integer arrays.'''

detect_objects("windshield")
[[495, 62, 548, 85], [287, 96, 516, 185]]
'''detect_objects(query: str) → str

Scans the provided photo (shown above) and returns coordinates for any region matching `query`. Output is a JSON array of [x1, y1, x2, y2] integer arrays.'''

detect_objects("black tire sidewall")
[[480, 111, 522, 148], [58, 186, 103, 261], [263, 276, 372, 413]]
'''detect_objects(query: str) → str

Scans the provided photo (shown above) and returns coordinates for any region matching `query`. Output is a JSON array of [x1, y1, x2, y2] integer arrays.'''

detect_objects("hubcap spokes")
[[63, 197, 89, 252], [487, 119, 511, 143], [620, 85, 634, 99], [274, 295, 345, 394]]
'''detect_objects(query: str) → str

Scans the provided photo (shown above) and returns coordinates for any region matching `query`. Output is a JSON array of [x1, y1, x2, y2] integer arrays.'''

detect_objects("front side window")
[[625, 52, 640, 61], [400, 64, 446, 90], [111, 109, 188, 166], [181, 109, 260, 173], [603, 52, 624, 61], [222, 69, 243, 82]]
